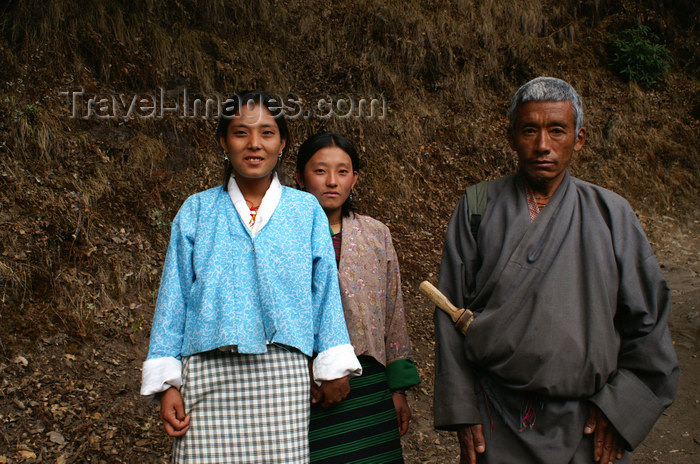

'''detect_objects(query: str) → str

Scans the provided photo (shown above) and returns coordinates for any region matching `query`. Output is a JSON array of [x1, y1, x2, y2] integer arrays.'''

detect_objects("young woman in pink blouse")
[[296, 132, 421, 464]]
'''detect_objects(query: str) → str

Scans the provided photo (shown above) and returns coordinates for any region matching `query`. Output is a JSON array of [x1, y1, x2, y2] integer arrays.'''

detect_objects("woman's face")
[[219, 104, 286, 182], [298, 146, 358, 217]]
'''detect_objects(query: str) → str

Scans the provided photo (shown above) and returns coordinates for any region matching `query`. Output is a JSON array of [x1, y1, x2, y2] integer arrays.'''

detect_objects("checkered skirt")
[[172, 345, 310, 463]]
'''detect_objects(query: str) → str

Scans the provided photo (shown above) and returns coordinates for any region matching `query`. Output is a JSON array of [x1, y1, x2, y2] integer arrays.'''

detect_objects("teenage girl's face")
[[219, 104, 286, 182], [297, 146, 358, 217]]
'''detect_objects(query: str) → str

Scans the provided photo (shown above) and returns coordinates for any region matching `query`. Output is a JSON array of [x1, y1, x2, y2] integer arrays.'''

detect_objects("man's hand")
[[315, 376, 351, 409], [457, 424, 485, 464], [160, 387, 190, 437], [392, 391, 411, 436], [584, 405, 624, 463]]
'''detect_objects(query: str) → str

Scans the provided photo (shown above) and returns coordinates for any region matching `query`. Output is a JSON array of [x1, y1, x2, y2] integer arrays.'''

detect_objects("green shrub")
[[611, 25, 672, 89]]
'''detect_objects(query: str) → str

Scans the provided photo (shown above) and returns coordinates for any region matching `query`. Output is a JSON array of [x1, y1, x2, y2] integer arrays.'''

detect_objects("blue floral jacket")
[[146, 185, 351, 360]]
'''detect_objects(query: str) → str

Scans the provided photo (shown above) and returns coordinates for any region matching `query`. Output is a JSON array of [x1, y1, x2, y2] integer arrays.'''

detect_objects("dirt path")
[[630, 218, 700, 463]]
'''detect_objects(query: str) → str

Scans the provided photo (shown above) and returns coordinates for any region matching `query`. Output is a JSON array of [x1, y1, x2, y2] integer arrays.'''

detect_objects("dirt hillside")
[[1, 0, 698, 462]]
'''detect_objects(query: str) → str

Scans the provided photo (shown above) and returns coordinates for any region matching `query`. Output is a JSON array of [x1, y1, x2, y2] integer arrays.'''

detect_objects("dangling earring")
[[349, 190, 354, 202], [278, 152, 283, 160], [223, 151, 229, 161]]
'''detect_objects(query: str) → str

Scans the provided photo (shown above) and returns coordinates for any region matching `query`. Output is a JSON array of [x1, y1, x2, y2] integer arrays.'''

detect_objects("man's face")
[[508, 100, 586, 189]]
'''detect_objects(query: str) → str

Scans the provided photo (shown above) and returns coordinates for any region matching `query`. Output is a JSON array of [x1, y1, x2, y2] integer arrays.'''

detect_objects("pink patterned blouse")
[[337, 213, 414, 367]]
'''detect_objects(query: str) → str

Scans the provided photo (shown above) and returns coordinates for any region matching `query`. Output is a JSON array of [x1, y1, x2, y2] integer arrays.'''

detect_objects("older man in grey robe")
[[434, 77, 678, 463]]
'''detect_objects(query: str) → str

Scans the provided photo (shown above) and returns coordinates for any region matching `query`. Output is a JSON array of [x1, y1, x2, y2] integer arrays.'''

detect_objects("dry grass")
[[0, 0, 697, 341]]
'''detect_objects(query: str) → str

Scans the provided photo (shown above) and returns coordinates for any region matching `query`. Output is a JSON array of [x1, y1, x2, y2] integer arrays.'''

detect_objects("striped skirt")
[[309, 356, 404, 464], [172, 345, 310, 464]]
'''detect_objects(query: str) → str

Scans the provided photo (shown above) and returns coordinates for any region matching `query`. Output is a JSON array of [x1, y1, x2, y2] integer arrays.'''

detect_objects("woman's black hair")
[[296, 132, 361, 217], [217, 90, 290, 190]]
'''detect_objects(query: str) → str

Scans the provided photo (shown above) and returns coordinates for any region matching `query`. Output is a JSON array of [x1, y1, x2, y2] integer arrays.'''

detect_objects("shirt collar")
[[227, 173, 283, 236]]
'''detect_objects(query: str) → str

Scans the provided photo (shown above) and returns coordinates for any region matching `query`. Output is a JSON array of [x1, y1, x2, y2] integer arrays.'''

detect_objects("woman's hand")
[[160, 387, 190, 437], [392, 391, 411, 436], [316, 376, 351, 409], [308, 360, 323, 404]]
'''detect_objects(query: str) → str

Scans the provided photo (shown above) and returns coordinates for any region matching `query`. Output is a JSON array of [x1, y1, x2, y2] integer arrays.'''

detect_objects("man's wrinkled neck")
[[522, 170, 566, 201]]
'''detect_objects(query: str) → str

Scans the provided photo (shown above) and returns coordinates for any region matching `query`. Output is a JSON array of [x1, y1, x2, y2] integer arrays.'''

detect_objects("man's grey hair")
[[509, 77, 584, 135]]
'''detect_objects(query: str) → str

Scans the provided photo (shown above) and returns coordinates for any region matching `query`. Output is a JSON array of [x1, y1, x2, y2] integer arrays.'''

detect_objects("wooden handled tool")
[[419, 281, 474, 334]]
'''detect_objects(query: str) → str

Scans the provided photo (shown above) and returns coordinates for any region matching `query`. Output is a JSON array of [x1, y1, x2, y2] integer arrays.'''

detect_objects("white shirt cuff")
[[313, 344, 362, 384], [141, 357, 182, 396]]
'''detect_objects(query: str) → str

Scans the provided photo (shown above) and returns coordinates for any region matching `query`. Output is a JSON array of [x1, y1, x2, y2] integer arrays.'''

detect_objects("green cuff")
[[386, 358, 421, 391]]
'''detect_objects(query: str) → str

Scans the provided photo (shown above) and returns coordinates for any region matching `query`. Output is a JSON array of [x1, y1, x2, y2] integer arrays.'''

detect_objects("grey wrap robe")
[[434, 172, 678, 463]]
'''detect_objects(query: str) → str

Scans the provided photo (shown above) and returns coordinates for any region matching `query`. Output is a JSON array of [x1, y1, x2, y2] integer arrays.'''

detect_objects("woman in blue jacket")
[[140, 90, 361, 463]]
